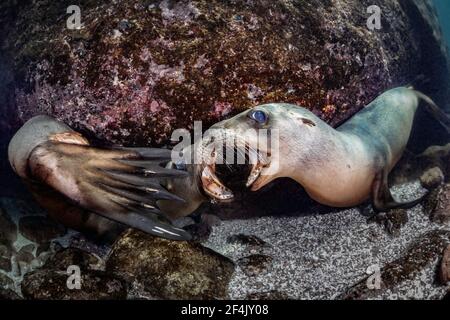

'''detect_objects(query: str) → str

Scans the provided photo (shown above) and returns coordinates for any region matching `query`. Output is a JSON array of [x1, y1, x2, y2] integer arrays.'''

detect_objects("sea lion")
[[192, 87, 450, 212], [8, 115, 192, 240], [8, 87, 450, 241]]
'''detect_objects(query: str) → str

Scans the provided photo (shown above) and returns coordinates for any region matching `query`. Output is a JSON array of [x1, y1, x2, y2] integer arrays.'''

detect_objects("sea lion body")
[[200, 87, 449, 211], [287, 87, 418, 207]]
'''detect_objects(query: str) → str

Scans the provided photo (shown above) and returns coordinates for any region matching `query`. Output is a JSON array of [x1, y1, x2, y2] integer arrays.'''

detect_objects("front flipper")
[[28, 141, 191, 240], [372, 170, 427, 212]]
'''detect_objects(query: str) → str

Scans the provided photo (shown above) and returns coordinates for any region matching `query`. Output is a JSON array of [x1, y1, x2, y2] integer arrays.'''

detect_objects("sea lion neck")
[[289, 129, 374, 208]]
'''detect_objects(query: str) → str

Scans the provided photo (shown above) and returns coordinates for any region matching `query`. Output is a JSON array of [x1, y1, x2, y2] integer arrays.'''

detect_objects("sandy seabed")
[[203, 182, 449, 300]]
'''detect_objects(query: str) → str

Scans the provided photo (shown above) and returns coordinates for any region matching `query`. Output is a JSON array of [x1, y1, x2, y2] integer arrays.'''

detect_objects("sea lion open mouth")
[[198, 136, 271, 202], [201, 164, 234, 201]]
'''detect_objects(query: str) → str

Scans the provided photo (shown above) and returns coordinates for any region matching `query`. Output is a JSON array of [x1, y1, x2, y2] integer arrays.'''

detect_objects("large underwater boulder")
[[106, 229, 235, 299], [1, 0, 449, 147]]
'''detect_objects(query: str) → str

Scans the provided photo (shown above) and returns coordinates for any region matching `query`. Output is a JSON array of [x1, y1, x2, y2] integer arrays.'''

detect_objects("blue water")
[[434, 0, 450, 51]]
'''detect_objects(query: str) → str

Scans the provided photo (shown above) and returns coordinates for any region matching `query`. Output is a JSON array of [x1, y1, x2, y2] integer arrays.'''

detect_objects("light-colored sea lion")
[[192, 87, 450, 212]]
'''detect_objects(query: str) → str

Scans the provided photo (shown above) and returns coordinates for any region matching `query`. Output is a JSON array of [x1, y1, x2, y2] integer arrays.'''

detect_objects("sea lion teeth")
[[201, 165, 234, 201], [246, 162, 263, 188]]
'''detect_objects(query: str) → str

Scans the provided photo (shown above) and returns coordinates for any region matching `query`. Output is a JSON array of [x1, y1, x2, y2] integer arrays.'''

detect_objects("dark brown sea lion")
[[8, 115, 191, 240]]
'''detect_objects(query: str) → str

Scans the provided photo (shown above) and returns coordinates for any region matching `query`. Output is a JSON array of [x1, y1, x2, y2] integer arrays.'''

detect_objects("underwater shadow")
[[197, 177, 342, 221]]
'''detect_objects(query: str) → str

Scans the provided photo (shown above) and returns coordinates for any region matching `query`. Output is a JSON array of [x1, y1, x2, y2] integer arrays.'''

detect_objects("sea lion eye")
[[249, 110, 268, 124]]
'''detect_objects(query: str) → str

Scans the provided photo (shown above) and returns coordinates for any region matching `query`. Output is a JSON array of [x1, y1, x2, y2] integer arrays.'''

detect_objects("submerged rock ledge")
[[1, 0, 449, 148]]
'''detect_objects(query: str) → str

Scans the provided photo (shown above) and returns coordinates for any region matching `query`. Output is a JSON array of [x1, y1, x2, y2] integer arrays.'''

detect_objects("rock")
[[227, 234, 268, 247], [0, 238, 12, 272], [16, 246, 108, 298], [19, 244, 35, 254], [419, 144, 450, 178], [31, 253, 52, 268], [392, 144, 450, 186], [18, 216, 67, 244], [0, 245, 11, 258], [246, 290, 290, 300], [370, 209, 409, 237], [183, 221, 212, 242], [31, 241, 63, 265], [18, 262, 33, 277], [50, 241, 63, 252], [339, 230, 450, 300], [0, 288, 22, 300], [0, 272, 14, 290], [36, 242, 50, 257], [200, 214, 222, 227], [16, 244, 36, 264], [238, 254, 273, 277], [21, 269, 127, 300], [0, 258, 11, 273], [0, 244, 12, 272], [106, 229, 235, 299], [3, 0, 449, 150], [68, 234, 112, 258], [420, 167, 445, 190], [0, 206, 17, 246], [44, 248, 103, 272], [15, 243, 69, 277], [9, 256, 20, 277], [423, 184, 450, 224], [440, 245, 450, 284]]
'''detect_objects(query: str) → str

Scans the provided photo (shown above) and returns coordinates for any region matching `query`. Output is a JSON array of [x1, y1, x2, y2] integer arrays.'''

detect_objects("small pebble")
[[420, 167, 444, 190]]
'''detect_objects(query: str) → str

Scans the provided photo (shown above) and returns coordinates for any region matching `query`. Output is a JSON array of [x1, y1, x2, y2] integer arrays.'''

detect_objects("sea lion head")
[[196, 103, 324, 201]]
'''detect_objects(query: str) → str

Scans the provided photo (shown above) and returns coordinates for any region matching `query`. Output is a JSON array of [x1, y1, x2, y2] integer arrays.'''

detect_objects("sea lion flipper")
[[116, 159, 189, 178], [100, 170, 186, 202], [413, 90, 450, 134], [372, 170, 427, 212], [26, 141, 191, 238], [9, 116, 193, 240], [96, 209, 192, 241], [118, 147, 175, 160]]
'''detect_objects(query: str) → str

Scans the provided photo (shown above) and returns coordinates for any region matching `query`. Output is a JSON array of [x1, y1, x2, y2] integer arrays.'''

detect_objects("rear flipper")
[[371, 170, 427, 213], [8, 115, 191, 241], [413, 90, 450, 134]]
